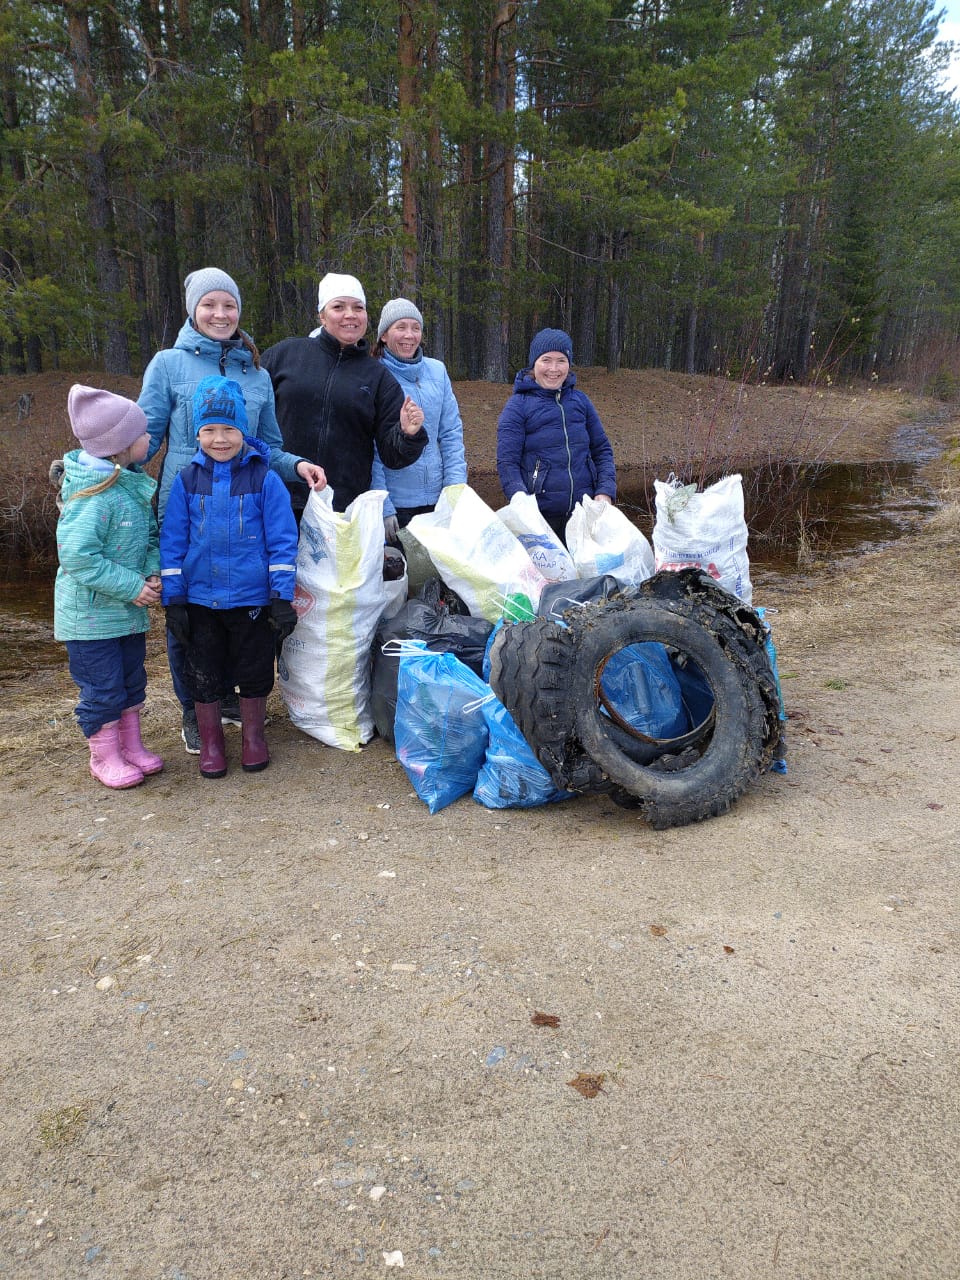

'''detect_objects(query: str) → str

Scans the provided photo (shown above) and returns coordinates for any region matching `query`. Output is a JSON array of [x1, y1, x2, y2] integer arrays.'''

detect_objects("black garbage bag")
[[371, 576, 494, 744], [416, 574, 470, 617], [537, 573, 624, 620]]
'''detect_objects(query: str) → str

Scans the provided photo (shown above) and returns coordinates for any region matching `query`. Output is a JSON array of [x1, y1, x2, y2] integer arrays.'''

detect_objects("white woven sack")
[[496, 491, 577, 583], [408, 484, 548, 621], [381, 564, 409, 622], [652, 473, 752, 604], [566, 495, 655, 586], [279, 486, 387, 750]]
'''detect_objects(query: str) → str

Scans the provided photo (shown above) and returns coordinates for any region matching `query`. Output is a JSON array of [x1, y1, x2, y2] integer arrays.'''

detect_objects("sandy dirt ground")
[[0, 372, 959, 1278]]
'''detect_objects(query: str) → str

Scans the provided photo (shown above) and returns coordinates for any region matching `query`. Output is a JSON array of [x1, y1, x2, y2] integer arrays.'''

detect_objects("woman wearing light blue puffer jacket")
[[139, 268, 324, 522], [138, 267, 325, 750], [370, 298, 467, 537]]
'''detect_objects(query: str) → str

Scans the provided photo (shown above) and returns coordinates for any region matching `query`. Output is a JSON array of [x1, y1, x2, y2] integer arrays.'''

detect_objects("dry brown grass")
[[0, 628, 294, 778], [0, 372, 150, 568], [454, 368, 936, 478], [0, 368, 949, 570], [0, 630, 173, 765]]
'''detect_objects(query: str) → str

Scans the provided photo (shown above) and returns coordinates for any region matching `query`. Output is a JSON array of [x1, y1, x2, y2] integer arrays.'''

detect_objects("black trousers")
[[386, 505, 435, 552], [183, 604, 275, 703], [541, 509, 571, 547], [395, 504, 435, 529]]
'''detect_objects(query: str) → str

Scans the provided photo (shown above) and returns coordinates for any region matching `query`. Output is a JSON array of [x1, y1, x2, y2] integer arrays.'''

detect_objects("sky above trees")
[[936, 0, 960, 93]]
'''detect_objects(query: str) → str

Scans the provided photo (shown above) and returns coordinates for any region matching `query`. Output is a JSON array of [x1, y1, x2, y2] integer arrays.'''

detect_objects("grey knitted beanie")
[[184, 268, 242, 322], [377, 297, 424, 340]]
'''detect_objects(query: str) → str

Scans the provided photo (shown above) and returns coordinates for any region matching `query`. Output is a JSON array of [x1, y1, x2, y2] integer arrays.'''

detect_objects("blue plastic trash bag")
[[395, 650, 490, 813], [756, 606, 788, 774], [671, 657, 714, 729], [474, 695, 573, 809], [371, 579, 493, 744], [600, 643, 689, 739]]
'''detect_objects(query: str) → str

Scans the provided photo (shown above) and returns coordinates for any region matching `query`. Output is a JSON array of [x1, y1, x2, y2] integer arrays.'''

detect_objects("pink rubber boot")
[[88, 722, 145, 789], [118, 705, 164, 776]]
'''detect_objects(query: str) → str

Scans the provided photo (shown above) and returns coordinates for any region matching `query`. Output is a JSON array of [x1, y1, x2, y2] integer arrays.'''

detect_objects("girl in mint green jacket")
[[54, 385, 164, 790]]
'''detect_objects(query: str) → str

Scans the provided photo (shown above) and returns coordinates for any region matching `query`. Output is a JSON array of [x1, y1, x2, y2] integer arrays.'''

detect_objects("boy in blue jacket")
[[160, 376, 301, 778]]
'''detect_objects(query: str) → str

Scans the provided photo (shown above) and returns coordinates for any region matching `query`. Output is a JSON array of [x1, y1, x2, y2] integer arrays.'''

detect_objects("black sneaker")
[[220, 693, 242, 727], [219, 693, 270, 726], [181, 707, 201, 754]]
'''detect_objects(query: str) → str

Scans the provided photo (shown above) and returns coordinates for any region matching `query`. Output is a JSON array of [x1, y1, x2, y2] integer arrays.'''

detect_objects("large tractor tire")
[[567, 588, 781, 827], [488, 613, 612, 794], [491, 569, 781, 827]]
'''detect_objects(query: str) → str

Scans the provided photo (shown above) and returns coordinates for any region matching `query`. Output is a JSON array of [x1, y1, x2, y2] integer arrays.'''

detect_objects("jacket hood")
[[188, 433, 271, 470], [381, 347, 424, 382], [173, 318, 256, 371], [512, 369, 577, 395], [382, 347, 423, 369], [59, 449, 155, 503]]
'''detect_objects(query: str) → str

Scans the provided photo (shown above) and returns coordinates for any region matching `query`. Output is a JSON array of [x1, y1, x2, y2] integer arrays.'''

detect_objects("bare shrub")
[[0, 372, 145, 572]]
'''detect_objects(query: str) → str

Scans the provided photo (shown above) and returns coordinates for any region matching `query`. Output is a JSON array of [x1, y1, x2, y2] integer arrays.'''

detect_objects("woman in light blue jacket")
[[137, 267, 324, 751], [139, 268, 324, 522], [370, 298, 467, 537]]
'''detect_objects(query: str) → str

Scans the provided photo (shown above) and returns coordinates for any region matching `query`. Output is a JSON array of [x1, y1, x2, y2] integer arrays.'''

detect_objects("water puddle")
[[747, 459, 938, 573], [1, 426, 945, 682], [1, 574, 59, 683], [615, 422, 943, 586]]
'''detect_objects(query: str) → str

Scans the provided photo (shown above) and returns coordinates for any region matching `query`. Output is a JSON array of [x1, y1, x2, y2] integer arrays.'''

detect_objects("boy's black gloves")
[[269, 598, 298, 643], [165, 604, 191, 647]]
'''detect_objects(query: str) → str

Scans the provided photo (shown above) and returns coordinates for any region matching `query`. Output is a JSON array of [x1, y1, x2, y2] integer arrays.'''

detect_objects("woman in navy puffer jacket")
[[496, 328, 616, 544]]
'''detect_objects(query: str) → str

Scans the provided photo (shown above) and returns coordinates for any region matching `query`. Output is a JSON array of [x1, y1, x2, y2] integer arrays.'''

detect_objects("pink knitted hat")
[[68, 385, 148, 458]]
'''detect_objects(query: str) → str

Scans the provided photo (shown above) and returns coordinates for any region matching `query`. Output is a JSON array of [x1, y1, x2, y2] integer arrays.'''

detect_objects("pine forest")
[[2, 0, 959, 385]]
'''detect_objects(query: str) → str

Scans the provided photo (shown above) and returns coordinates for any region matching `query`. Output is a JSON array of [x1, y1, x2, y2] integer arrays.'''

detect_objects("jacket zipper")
[[557, 391, 574, 512], [316, 346, 343, 463]]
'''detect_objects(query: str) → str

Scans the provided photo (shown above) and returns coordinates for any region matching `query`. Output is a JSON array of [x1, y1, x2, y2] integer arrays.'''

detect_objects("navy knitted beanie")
[[528, 328, 573, 367]]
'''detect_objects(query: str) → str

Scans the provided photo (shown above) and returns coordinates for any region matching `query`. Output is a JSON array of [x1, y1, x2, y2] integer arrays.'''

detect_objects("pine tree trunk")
[[290, 0, 320, 322], [573, 230, 600, 368], [155, 198, 182, 348], [1, 75, 41, 371], [239, 0, 296, 335], [65, 4, 131, 374], [398, 0, 420, 293], [479, 3, 516, 383], [458, 20, 483, 378], [605, 236, 623, 374]]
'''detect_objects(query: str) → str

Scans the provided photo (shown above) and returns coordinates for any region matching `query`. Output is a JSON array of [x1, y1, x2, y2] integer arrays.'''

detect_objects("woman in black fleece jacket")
[[261, 272, 427, 516]]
